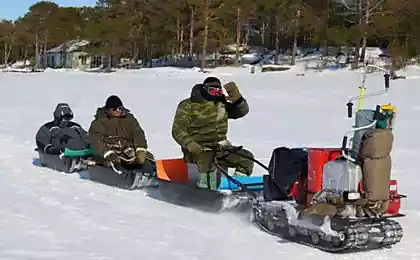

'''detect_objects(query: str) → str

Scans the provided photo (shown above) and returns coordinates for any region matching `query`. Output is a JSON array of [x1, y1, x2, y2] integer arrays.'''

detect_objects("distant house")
[[43, 39, 103, 69]]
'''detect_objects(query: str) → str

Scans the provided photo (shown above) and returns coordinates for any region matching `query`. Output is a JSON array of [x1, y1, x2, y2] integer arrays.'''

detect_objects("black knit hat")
[[105, 95, 123, 109], [203, 77, 221, 88], [200, 77, 225, 102]]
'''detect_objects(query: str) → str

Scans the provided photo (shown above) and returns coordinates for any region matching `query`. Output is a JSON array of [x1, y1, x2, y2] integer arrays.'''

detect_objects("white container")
[[322, 160, 362, 193]]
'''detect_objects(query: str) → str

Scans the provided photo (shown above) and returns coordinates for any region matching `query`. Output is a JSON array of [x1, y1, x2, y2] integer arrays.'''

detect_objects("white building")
[[43, 39, 102, 69]]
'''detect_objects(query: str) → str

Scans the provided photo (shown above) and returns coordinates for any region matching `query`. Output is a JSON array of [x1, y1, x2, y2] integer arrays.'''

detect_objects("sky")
[[0, 0, 96, 20]]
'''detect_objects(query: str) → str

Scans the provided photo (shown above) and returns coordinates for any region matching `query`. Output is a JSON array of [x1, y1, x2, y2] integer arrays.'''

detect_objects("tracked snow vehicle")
[[251, 69, 406, 252]]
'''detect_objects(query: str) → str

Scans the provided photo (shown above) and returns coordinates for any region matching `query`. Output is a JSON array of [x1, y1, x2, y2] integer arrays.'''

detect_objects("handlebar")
[[346, 64, 390, 118], [341, 117, 378, 162]]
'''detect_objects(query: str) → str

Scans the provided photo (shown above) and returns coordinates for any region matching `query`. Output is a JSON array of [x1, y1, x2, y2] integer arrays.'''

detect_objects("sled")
[[75, 149, 159, 190], [87, 162, 158, 190], [35, 147, 157, 189], [155, 153, 264, 212], [34, 147, 91, 173]]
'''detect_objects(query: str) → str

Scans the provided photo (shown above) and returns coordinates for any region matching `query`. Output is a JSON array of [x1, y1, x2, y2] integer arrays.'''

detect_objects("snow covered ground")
[[0, 65, 419, 259]]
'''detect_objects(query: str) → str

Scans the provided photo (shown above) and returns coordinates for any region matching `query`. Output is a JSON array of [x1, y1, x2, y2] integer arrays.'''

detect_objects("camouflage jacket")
[[171, 84, 249, 148], [88, 107, 148, 157]]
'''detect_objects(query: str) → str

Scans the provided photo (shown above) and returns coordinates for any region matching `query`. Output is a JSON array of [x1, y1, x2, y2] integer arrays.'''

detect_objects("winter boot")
[[196, 169, 218, 190], [233, 171, 244, 176], [196, 172, 208, 189], [128, 172, 159, 189], [68, 158, 87, 173], [232, 169, 249, 176]]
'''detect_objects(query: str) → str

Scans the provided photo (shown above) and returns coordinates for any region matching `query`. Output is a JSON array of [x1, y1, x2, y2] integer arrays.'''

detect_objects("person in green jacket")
[[171, 77, 254, 190], [88, 95, 154, 173]]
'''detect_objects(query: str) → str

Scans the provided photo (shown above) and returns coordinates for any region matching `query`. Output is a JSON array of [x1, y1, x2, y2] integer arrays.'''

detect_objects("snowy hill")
[[0, 66, 419, 259]]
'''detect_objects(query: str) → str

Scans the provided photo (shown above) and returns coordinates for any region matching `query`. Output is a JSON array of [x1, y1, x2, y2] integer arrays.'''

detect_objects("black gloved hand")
[[45, 146, 64, 155]]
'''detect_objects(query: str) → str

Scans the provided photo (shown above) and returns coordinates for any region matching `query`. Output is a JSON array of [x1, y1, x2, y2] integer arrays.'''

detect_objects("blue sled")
[[217, 175, 263, 191]]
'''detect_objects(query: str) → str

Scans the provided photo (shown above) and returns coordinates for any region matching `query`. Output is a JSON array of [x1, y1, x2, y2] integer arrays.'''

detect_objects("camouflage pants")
[[182, 147, 254, 176]]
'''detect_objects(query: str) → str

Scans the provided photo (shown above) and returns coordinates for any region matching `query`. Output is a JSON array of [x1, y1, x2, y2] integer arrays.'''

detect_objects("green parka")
[[88, 107, 148, 157], [171, 84, 249, 148]]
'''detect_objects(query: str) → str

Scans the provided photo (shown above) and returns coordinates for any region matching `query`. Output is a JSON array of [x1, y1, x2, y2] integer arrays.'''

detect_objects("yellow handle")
[[357, 87, 366, 111]]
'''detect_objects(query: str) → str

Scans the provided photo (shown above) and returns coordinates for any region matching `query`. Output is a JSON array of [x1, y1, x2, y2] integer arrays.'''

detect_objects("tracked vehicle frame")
[[252, 199, 403, 252], [247, 69, 406, 252]]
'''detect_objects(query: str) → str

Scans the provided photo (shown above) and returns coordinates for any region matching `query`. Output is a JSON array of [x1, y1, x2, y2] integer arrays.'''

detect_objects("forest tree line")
[[1, 0, 420, 70]]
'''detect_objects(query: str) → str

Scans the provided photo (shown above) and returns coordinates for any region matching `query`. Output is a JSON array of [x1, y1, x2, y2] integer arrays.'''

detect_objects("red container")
[[307, 148, 342, 193], [387, 179, 401, 216], [289, 147, 404, 216]]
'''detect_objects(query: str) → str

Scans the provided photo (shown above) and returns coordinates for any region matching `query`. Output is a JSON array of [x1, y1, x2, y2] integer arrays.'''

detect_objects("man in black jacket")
[[35, 103, 90, 173]]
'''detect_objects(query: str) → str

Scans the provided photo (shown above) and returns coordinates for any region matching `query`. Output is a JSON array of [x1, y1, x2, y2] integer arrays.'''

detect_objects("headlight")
[[346, 192, 360, 200]]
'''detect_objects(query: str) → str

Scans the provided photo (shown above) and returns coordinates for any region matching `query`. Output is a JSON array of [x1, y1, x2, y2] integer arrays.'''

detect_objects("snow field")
[[0, 66, 419, 259]]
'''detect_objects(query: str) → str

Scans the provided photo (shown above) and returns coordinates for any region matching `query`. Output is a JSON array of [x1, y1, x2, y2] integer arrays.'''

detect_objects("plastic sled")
[[88, 162, 157, 190], [155, 158, 263, 212], [34, 148, 89, 173], [63, 147, 157, 189]]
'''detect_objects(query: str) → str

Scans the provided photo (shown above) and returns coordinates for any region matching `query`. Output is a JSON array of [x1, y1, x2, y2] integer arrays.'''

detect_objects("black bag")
[[263, 147, 308, 201]]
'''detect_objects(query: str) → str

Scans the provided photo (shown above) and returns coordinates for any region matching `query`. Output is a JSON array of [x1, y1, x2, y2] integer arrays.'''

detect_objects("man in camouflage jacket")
[[171, 77, 254, 189], [88, 95, 154, 170]]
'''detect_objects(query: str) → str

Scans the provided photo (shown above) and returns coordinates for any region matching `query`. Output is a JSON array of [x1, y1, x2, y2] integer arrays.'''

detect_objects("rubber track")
[[252, 203, 403, 252]]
